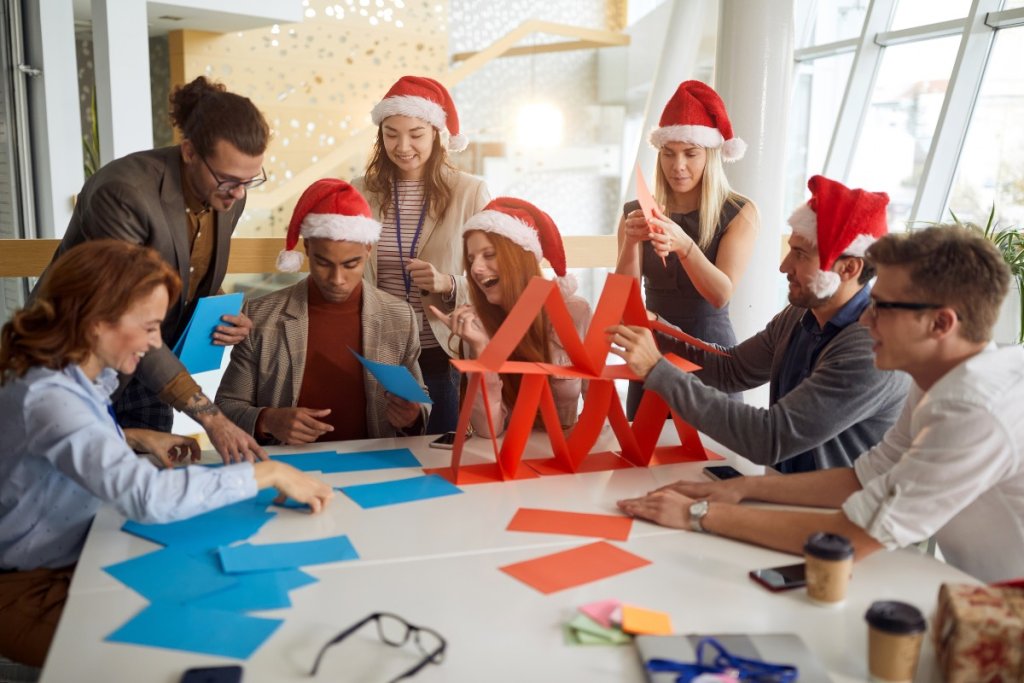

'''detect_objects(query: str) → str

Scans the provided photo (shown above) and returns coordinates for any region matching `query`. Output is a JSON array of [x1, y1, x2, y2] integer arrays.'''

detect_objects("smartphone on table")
[[429, 431, 469, 450], [748, 562, 807, 592], [703, 465, 743, 481], [180, 666, 242, 683]]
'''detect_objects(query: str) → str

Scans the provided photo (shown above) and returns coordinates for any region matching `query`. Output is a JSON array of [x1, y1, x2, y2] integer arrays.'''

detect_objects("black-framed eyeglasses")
[[309, 612, 446, 682], [200, 155, 267, 194], [866, 299, 958, 320]]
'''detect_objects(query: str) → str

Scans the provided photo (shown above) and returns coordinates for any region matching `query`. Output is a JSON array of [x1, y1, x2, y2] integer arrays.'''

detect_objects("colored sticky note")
[[120, 497, 276, 552], [173, 293, 244, 373], [103, 547, 237, 603], [218, 535, 359, 573], [105, 601, 282, 659], [499, 541, 651, 594], [338, 475, 462, 509], [507, 508, 633, 541], [579, 598, 623, 629], [621, 604, 673, 635], [566, 614, 632, 644], [350, 349, 432, 404]]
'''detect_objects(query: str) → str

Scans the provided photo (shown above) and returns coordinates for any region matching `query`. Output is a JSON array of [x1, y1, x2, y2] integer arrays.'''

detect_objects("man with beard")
[[607, 176, 910, 473]]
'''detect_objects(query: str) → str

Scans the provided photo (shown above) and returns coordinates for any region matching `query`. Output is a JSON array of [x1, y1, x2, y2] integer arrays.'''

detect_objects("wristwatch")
[[688, 500, 710, 532]]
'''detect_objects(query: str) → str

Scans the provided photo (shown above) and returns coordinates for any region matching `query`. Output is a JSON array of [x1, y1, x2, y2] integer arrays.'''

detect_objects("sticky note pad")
[[105, 602, 282, 659], [338, 475, 462, 509], [507, 508, 633, 541], [621, 604, 673, 635], [499, 541, 651, 594], [567, 614, 631, 644], [218, 535, 359, 573], [579, 598, 623, 628], [351, 350, 432, 404], [103, 547, 237, 603], [173, 293, 244, 373]]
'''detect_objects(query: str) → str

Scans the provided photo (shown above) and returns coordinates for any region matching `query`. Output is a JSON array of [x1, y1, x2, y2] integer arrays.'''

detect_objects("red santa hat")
[[462, 197, 568, 279], [276, 179, 381, 272], [788, 175, 890, 298], [371, 75, 468, 153], [649, 80, 746, 162]]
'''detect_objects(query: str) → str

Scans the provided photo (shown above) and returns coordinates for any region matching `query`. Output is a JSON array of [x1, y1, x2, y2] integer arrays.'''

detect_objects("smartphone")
[[180, 666, 243, 683], [429, 431, 459, 449], [749, 562, 807, 592], [703, 465, 743, 481]]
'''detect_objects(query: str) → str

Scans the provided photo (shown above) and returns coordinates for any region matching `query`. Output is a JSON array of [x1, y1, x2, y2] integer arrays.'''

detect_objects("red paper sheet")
[[499, 541, 651, 594], [635, 164, 666, 267], [506, 508, 633, 541]]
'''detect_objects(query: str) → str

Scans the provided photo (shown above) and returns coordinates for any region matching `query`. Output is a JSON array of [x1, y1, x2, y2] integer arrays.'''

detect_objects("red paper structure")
[[425, 274, 723, 484]]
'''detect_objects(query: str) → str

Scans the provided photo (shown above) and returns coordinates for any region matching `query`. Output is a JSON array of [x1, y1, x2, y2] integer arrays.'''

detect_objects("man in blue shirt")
[[608, 176, 910, 472]]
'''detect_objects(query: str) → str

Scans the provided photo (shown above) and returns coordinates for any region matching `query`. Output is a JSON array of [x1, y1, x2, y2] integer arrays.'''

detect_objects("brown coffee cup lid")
[[803, 532, 854, 561], [865, 601, 926, 634]]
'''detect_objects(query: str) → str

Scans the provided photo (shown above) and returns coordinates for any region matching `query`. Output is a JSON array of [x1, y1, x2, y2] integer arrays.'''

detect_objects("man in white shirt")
[[615, 225, 1024, 583]]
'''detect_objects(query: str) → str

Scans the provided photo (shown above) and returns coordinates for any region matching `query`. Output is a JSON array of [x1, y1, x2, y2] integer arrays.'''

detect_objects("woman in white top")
[[432, 198, 591, 437], [352, 76, 490, 434]]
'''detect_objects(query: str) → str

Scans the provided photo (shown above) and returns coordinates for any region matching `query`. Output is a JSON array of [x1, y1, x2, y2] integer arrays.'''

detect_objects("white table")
[[41, 429, 973, 682]]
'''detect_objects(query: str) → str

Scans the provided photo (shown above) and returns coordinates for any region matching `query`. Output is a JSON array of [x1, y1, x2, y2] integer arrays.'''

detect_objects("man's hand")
[[123, 428, 201, 468], [385, 393, 420, 429], [253, 461, 334, 514], [257, 407, 333, 445], [406, 258, 451, 295], [654, 477, 746, 504], [183, 391, 267, 463], [213, 312, 253, 346], [617, 489, 695, 529], [606, 324, 662, 380]]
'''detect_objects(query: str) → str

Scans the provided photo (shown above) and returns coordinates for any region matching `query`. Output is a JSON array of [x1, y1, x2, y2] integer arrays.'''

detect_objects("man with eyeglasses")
[[608, 175, 910, 474], [37, 76, 270, 464], [618, 226, 1024, 583]]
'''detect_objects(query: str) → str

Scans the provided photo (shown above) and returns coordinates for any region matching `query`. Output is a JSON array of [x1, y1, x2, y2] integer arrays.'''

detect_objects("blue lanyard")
[[106, 403, 125, 441], [647, 637, 798, 682], [393, 178, 429, 301]]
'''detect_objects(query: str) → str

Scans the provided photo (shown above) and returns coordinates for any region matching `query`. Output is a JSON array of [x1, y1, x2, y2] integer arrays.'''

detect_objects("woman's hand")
[[123, 428, 201, 469], [621, 209, 652, 246], [429, 304, 490, 354], [648, 207, 695, 260], [406, 258, 453, 295]]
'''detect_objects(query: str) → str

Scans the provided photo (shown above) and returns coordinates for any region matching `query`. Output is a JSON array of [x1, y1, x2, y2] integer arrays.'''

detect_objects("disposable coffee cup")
[[865, 600, 926, 683], [803, 532, 854, 605]]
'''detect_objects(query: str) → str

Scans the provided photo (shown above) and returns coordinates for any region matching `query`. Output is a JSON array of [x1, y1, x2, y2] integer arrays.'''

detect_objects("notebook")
[[634, 633, 832, 683]]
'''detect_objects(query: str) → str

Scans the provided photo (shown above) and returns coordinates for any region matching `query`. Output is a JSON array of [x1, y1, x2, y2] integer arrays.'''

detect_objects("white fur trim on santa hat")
[[841, 232, 878, 258], [462, 210, 543, 261], [787, 203, 818, 245], [806, 269, 841, 299], [721, 137, 747, 162], [448, 132, 468, 153], [649, 124, 725, 150], [372, 95, 446, 132], [300, 213, 382, 245], [277, 249, 304, 273]]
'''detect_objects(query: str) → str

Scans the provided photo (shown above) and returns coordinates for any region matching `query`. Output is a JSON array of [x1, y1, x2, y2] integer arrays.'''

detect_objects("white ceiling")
[[71, 0, 303, 37]]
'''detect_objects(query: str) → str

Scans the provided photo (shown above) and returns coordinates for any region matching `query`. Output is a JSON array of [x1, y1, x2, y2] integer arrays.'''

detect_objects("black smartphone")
[[749, 562, 807, 592], [429, 431, 458, 449], [703, 465, 743, 481], [180, 665, 243, 683]]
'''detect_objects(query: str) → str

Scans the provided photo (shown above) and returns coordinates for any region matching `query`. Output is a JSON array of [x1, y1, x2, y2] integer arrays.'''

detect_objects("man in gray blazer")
[[41, 77, 269, 463], [216, 179, 428, 444]]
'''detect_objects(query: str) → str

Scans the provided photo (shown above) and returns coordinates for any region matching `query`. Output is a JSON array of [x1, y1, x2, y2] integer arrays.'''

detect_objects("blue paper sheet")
[[269, 451, 342, 472], [338, 474, 463, 509], [350, 349, 432, 404], [187, 568, 317, 612], [105, 602, 282, 659], [173, 292, 244, 373], [121, 495, 276, 551], [270, 448, 421, 474], [218, 535, 359, 573], [103, 547, 238, 603]]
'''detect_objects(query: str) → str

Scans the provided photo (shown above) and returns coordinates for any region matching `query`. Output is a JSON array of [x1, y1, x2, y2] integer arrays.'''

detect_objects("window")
[[796, 0, 869, 47], [890, 0, 972, 30]]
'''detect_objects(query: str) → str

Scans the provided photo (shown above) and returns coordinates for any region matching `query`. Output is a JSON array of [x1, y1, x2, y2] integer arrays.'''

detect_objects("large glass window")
[[889, 0, 972, 30], [847, 35, 959, 229], [796, 0, 869, 47], [946, 27, 1024, 226]]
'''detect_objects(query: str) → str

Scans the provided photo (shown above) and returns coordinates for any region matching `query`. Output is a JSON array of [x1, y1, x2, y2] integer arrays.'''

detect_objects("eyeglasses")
[[200, 155, 267, 194], [309, 612, 446, 682], [865, 299, 958, 321]]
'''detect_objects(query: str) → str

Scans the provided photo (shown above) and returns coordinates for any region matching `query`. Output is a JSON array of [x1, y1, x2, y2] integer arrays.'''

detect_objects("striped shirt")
[[377, 179, 440, 349]]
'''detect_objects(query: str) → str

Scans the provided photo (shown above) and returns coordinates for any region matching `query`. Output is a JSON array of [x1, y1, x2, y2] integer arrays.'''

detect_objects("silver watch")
[[689, 500, 709, 532]]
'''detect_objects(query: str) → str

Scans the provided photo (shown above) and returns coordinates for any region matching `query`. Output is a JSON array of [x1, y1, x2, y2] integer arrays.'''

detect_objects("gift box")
[[934, 583, 1024, 683]]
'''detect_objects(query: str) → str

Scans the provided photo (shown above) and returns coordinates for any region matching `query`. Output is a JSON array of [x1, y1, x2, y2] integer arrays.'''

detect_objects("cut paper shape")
[[499, 541, 651, 595], [635, 164, 666, 268], [105, 601, 282, 659], [172, 293, 244, 373], [506, 508, 633, 541], [350, 349, 432, 404], [565, 614, 632, 645], [218, 535, 359, 573], [188, 569, 318, 612], [579, 598, 623, 629], [120, 497, 276, 551], [270, 448, 421, 474], [267, 451, 340, 472], [103, 547, 237, 603], [621, 604, 673, 635], [338, 475, 463, 509]]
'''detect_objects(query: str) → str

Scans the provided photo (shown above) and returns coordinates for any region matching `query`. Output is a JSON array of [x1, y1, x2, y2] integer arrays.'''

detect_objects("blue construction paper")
[[270, 448, 421, 474], [338, 474, 463, 509], [173, 292, 244, 373], [103, 547, 237, 602], [121, 496, 276, 551], [269, 451, 341, 472], [105, 602, 282, 659], [350, 349, 432, 404], [218, 535, 359, 573], [186, 568, 318, 612]]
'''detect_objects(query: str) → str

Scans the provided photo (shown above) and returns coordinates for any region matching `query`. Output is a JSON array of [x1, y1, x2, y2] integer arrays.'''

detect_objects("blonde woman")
[[616, 80, 759, 417]]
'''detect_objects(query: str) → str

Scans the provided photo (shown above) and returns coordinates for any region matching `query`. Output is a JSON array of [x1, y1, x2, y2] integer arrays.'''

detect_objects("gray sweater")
[[645, 305, 910, 470]]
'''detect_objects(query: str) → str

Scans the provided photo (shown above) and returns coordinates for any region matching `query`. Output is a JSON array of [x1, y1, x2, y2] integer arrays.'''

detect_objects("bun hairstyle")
[[169, 76, 270, 158]]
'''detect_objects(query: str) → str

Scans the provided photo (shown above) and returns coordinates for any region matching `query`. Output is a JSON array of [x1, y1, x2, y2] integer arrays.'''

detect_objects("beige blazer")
[[352, 169, 490, 357], [215, 279, 429, 442]]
